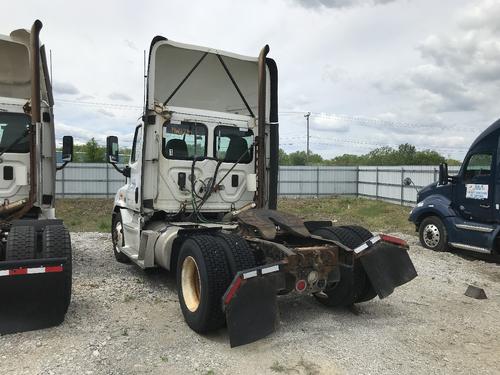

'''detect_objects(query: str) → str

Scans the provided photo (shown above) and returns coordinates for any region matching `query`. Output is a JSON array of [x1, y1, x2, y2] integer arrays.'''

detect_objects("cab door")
[[126, 124, 143, 212], [454, 151, 494, 223]]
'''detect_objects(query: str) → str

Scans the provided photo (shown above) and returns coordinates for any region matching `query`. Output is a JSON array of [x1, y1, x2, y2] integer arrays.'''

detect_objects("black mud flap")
[[0, 258, 71, 335], [224, 276, 278, 348], [358, 241, 417, 299]]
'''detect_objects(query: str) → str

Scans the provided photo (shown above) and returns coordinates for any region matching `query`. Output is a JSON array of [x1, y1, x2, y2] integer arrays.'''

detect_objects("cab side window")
[[130, 125, 142, 163], [464, 153, 492, 182]]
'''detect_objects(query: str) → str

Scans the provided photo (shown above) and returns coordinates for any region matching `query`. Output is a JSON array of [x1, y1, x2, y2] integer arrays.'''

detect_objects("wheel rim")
[[113, 221, 123, 253], [181, 256, 201, 312], [423, 223, 440, 248]]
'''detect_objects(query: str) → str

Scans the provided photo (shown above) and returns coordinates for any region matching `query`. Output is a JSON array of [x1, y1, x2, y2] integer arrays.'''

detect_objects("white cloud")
[[290, 0, 399, 9], [108, 92, 133, 101], [53, 81, 79, 95], [2, 0, 493, 162]]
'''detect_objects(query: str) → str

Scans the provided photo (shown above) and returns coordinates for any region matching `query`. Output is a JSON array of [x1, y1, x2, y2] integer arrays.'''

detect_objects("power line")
[[279, 110, 479, 132], [54, 98, 479, 132], [280, 135, 469, 152], [52, 98, 476, 150]]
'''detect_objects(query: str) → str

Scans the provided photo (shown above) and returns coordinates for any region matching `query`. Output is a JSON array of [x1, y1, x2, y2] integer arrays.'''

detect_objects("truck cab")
[[409, 119, 500, 256]]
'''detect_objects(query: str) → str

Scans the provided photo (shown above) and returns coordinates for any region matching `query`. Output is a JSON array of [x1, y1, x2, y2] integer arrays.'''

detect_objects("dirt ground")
[[1, 232, 499, 375]]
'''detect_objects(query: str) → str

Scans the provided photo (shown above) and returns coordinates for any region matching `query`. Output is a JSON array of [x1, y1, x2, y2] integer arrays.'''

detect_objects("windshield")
[[0, 113, 30, 153]]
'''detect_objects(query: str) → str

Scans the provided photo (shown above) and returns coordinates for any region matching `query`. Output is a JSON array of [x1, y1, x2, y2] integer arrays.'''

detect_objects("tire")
[[312, 226, 368, 306], [340, 225, 378, 303], [5, 225, 36, 260], [42, 225, 73, 312], [111, 210, 130, 263], [419, 216, 447, 252], [176, 234, 232, 333], [213, 232, 256, 276], [341, 225, 373, 243]]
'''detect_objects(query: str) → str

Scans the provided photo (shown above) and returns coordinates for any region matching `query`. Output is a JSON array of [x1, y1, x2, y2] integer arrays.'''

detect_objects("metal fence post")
[[433, 168, 438, 182], [316, 167, 320, 197], [375, 167, 379, 200], [400, 167, 404, 205], [355, 166, 359, 197], [277, 166, 280, 198], [61, 165, 65, 199], [106, 163, 110, 199]]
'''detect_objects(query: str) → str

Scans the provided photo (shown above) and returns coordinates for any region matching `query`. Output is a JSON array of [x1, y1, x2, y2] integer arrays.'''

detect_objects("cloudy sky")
[[2, 0, 499, 160]]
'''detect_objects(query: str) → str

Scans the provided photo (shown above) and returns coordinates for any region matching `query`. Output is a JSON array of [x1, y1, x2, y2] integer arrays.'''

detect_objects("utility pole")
[[304, 112, 311, 161]]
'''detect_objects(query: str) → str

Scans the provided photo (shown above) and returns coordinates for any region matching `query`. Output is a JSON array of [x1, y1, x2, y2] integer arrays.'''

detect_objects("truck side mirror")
[[62, 136, 73, 162], [106, 136, 119, 164], [438, 162, 449, 185]]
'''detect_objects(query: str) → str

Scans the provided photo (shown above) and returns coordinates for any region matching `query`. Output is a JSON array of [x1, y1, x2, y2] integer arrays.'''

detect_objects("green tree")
[[279, 148, 290, 165], [84, 137, 105, 162], [279, 143, 457, 166]]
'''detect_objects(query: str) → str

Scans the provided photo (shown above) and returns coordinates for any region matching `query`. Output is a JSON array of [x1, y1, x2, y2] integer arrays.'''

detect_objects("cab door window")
[[463, 153, 492, 182]]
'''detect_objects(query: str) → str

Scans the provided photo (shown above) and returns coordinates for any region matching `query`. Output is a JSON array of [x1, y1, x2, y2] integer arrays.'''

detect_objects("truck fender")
[[409, 194, 456, 229]]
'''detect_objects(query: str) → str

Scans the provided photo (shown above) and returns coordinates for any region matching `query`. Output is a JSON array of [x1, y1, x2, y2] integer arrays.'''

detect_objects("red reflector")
[[295, 279, 307, 292], [9, 268, 28, 276], [380, 234, 408, 248], [224, 276, 242, 305], [45, 265, 64, 273]]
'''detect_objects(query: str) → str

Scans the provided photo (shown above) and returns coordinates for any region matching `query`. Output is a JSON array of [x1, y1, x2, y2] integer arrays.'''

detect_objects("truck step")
[[449, 242, 491, 254], [455, 223, 494, 233]]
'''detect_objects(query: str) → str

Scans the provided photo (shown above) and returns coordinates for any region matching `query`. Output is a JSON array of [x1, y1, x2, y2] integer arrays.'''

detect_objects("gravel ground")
[[1, 232, 499, 375]]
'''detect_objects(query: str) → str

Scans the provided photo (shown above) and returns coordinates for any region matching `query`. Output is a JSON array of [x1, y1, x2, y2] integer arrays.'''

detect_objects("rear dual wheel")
[[313, 225, 377, 307], [176, 233, 255, 333], [42, 225, 73, 312], [5, 224, 72, 313], [5, 225, 35, 260]]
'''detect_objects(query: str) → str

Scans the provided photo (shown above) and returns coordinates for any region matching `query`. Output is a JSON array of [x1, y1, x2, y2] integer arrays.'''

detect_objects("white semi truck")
[[0, 20, 73, 334], [106, 37, 417, 346]]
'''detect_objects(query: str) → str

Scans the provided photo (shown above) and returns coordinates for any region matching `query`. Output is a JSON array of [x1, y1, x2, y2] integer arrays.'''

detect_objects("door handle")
[[480, 204, 490, 209]]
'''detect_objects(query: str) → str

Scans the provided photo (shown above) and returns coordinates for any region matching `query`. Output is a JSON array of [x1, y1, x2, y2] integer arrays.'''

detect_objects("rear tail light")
[[380, 234, 408, 249], [295, 279, 307, 293]]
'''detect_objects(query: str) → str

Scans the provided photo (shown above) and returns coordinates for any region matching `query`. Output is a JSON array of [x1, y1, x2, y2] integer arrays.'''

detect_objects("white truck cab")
[[107, 37, 416, 347]]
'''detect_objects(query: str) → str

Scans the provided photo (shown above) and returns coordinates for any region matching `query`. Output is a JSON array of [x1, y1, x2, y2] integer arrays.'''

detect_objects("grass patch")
[[278, 196, 414, 234], [123, 294, 135, 303], [55, 196, 414, 234], [56, 199, 113, 232], [270, 361, 287, 373]]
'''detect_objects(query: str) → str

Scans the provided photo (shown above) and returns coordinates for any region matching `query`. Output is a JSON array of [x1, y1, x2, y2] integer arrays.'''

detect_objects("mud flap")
[[224, 276, 279, 347], [357, 241, 417, 299], [0, 258, 71, 335]]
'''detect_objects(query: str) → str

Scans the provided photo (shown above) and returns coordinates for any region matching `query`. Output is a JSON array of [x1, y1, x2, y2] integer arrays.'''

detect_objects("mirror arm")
[[109, 161, 130, 177], [56, 161, 69, 171]]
